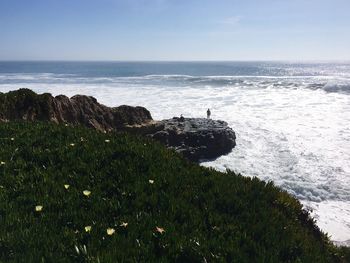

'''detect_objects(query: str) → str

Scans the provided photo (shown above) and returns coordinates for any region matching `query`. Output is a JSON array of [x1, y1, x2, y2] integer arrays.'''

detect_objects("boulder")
[[148, 117, 236, 161]]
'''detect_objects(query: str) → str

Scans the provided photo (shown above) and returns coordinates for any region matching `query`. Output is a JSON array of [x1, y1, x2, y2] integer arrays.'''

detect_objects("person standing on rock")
[[207, 108, 211, 119]]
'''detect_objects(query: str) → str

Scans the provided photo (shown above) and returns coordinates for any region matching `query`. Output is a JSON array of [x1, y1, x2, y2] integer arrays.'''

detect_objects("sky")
[[0, 0, 349, 61]]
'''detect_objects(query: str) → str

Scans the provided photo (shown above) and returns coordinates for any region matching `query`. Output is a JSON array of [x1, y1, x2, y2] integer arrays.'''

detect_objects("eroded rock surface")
[[0, 89, 152, 131], [148, 117, 236, 161]]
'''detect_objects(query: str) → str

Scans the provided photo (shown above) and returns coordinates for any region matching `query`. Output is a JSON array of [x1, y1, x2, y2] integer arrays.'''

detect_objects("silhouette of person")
[[179, 114, 185, 121], [207, 108, 211, 119]]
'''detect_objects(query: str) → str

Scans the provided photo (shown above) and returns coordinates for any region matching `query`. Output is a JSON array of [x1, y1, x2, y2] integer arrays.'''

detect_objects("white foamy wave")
[[0, 73, 76, 80], [308, 201, 350, 243], [1, 73, 350, 95]]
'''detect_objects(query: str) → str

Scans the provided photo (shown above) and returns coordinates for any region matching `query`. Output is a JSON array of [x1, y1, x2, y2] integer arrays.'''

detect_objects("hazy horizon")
[[1, 60, 350, 63]]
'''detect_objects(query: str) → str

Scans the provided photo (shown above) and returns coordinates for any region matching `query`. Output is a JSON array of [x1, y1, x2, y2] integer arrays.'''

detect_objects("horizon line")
[[1, 59, 350, 63]]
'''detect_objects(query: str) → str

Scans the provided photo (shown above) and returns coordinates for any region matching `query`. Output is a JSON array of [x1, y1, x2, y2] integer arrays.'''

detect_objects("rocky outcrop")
[[147, 117, 236, 161], [0, 89, 152, 131], [0, 89, 236, 161]]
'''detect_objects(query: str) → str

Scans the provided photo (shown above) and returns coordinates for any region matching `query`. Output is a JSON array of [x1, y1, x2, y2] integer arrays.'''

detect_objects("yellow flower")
[[64, 184, 70, 189], [155, 226, 165, 234], [149, 179, 154, 184], [35, 205, 43, 212], [0, 161, 5, 165], [105, 139, 110, 143], [120, 222, 128, 228], [83, 190, 91, 196], [85, 226, 92, 232], [107, 228, 115, 235]]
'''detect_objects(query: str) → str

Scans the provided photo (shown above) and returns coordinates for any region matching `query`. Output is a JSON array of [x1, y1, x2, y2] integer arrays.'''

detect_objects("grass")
[[0, 121, 348, 262]]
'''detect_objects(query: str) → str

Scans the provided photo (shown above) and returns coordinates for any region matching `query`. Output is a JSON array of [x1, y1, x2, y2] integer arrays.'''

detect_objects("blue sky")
[[0, 0, 349, 61]]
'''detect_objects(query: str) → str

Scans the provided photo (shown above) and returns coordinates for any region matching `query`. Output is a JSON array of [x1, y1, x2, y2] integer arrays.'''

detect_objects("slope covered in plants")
[[0, 122, 348, 262]]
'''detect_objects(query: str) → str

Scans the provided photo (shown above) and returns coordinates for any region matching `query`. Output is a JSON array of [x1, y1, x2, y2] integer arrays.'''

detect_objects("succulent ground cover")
[[0, 122, 348, 262]]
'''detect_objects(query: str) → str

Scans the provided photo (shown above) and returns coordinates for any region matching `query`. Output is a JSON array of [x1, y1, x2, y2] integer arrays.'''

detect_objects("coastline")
[[1, 61, 349, 245]]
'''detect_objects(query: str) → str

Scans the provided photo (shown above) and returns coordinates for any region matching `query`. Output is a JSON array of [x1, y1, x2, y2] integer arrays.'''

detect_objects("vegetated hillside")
[[0, 122, 348, 262]]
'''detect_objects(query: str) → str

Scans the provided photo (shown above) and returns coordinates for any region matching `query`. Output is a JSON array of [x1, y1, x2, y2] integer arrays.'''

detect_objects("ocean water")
[[0, 61, 349, 244]]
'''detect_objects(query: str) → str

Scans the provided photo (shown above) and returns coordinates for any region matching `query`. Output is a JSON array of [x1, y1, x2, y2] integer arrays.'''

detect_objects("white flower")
[[83, 190, 91, 196], [35, 205, 43, 212], [149, 180, 154, 184], [155, 226, 165, 234], [107, 228, 115, 235], [120, 222, 128, 228]]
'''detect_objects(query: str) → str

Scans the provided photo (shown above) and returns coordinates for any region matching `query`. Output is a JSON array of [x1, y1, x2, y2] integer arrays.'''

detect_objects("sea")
[[0, 61, 349, 245]]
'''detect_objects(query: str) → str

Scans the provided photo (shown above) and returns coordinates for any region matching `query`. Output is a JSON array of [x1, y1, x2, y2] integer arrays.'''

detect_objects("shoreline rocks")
[[0, 89, 152, 131], [0, 89, 236, 161], [148, 117, 236, 161]]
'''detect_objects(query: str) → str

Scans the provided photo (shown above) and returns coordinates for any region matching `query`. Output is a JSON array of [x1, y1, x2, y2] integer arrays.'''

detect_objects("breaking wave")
[[1, 72, 349, 94]]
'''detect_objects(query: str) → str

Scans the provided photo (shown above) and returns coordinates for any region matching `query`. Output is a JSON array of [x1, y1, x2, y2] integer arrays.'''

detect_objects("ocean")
[[0, 61, 349, 244]]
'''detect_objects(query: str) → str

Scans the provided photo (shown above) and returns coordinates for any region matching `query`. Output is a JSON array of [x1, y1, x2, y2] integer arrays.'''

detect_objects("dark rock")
[[0, 89, 152, 131], [147, 117, 236, 161]]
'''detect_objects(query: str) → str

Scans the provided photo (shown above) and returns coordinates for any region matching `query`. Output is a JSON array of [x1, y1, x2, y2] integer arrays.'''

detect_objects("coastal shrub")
[[0, 122, 348, 262]]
